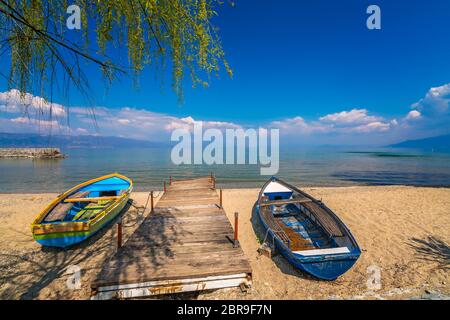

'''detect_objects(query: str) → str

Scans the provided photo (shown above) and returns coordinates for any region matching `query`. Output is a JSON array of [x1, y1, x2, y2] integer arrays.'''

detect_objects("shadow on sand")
[[250, 201, 313, 280], [91, 205, 190, 293], [0, 199, 147, 300], [408, 236, 450, 270]]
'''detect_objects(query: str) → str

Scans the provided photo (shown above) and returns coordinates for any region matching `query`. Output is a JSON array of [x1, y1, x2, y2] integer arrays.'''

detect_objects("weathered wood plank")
[[260, 198, 312, 207], [95, 256, 251, 285], [302, 202, 344, 237], [92, 176, 252, 295]]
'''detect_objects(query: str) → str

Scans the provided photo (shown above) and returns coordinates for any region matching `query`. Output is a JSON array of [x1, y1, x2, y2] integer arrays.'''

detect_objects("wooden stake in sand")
[[150, 191, 154, 213], [233, 212, 239, 248], [117, 219, 123, 249]]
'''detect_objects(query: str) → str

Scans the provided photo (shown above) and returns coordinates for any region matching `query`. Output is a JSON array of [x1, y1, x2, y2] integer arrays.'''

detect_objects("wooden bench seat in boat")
[[259, 197, 312, 207], [64, 191, 121, 203], [73, 201, 112, 220], [302, 202, 343, 237]]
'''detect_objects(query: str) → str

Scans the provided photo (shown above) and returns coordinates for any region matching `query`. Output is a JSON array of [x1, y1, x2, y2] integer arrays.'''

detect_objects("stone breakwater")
[[0, 148, 65, 159]]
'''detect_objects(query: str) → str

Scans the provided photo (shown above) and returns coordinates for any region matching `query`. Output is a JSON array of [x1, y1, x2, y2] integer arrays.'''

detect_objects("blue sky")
[[1, 0, 449, 145]]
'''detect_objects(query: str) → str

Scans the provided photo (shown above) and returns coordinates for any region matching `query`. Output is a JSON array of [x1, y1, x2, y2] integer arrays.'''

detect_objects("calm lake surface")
[[1, 146, 450, 193]]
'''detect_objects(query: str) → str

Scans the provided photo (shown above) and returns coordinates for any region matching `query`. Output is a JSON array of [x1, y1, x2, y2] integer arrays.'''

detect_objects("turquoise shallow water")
[[0, 146, 449, 192]]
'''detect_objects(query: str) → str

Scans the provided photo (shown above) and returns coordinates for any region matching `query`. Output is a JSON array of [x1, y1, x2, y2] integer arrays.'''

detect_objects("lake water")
[[1, 146, 450, 193]]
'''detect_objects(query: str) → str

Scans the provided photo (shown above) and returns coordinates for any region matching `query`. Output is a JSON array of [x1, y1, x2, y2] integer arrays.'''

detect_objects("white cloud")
[[10, 117, 29, 124], [351, 121, 391, 133], [0, 89, 66, 116], [72, 107, 242, 141], [70, 106, 109, 116], [400, 83, 450, 138], [1, 84, 449, 145], [117, 119, 131, 125], [319, 109, 382, 125], [272, 108, 394, 135], [10, 117, 60, 127], [74, 128, 88, 134], [270, 116, 328, 134], [406, 110, 422, 120], [7, 116, 71, 135], [412, 83, 450, 115]]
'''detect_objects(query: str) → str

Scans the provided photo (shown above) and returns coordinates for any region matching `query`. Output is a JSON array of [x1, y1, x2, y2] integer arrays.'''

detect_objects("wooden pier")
[[91, 176, 252, 299]]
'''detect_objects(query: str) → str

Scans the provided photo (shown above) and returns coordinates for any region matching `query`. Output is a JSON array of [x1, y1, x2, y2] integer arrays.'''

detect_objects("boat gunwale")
[[31, 173, 133, 235], [257, 177, 361, 261]]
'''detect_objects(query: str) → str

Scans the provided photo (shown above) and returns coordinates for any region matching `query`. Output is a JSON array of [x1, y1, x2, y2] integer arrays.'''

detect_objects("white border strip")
[[293, 247, 350, 256], [91, 273, 250, 300]]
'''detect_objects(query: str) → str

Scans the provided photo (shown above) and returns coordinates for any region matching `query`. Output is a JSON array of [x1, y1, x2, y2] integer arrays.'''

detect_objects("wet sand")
[[0, 186, 448, 300]]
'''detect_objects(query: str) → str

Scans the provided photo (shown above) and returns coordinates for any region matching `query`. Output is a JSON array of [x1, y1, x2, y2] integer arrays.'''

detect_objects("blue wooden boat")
[[31, 173, 132, 248], [256, 177, 360, 280]]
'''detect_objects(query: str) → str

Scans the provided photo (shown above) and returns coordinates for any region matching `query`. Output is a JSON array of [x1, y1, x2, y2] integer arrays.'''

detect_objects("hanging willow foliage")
[[0, 0, 232, 103]]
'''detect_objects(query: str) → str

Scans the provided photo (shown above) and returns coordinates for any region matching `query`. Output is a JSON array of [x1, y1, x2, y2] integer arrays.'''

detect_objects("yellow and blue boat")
[[31, 173, 132, 248]]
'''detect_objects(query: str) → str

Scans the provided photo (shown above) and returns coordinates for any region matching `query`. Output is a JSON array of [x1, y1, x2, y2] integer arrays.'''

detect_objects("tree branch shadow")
[[92, 205, 188, 293], [408, 236, 450, 270], [0, 198, 146, 300]]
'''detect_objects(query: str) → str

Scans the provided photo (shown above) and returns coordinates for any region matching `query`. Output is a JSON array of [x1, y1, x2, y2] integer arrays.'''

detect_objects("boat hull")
[[293, 258, 358, 281], [256, 205, 359, 280], [34, 232, 91, 248], [31, 173, 132, 248], [33, 195, 129, 248]]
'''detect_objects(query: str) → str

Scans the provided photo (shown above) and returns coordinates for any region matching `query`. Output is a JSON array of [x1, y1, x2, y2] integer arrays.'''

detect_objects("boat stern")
[[299, 256, 360, 281]]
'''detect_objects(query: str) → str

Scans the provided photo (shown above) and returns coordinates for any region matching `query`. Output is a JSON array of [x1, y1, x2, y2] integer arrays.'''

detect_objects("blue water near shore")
[[1, 146, 450, 192]]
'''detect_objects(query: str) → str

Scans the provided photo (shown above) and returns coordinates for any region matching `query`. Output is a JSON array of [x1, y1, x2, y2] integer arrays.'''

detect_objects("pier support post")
[[210, 172, 213, 182], [219, 189, 223, 208], [212, 176, 216, 190], [117, 219, 123, 249], [169, 176, 172, 185], [233, 212, 239, 248]]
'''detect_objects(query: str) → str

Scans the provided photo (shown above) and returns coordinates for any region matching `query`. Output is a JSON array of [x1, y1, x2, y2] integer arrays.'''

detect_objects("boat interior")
[[42, 176, 130, 224], [260, 181, 353, 256]]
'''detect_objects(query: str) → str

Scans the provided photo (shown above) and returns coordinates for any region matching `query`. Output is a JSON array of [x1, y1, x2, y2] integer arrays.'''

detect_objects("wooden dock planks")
[[91, 176, 252, 299]]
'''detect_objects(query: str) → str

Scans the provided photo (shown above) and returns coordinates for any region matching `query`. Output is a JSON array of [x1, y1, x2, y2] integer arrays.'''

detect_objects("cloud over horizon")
[[1, 83, 449, 145]]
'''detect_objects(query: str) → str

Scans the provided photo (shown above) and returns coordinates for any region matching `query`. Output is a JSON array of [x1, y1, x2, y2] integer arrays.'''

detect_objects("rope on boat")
[[260, 228, 276, 251], [123, 191, 162, 227]]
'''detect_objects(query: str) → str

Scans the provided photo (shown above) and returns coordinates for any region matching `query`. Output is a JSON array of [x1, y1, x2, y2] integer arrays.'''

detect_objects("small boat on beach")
[[31, 173, 132, 248], [256, 177, 360, 280]]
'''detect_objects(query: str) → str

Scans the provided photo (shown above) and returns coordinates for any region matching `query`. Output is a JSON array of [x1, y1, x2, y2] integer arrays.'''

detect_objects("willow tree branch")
[[0, 1, 126, 74]]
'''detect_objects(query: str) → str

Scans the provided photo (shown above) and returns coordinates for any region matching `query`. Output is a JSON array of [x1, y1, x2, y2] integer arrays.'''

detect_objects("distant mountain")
[[389, 134, 450, 150], [0, 132, 167, 149]]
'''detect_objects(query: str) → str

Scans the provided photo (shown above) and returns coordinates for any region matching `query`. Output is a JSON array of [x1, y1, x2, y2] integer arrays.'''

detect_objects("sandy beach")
[[0, 186, 448, 300]]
